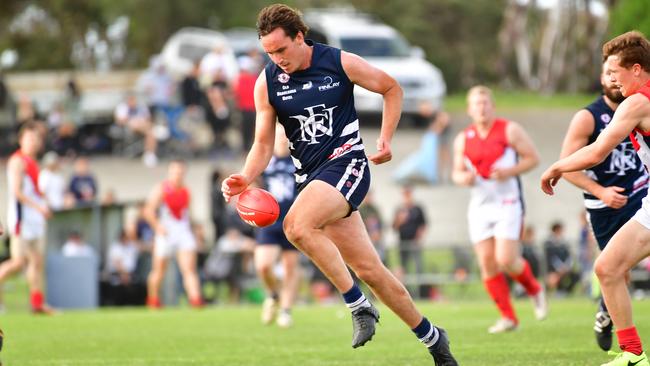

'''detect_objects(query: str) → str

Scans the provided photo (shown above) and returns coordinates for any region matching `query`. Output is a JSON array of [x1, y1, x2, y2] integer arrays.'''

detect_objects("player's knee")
[[148, 269, 162, 282], [496, 257, 516, 273], [180, 266, 196, 278], [256, 262, 273, 275], [10, 258, 26, 272], [284, 264, 296, 278], [594, 256, 618, 283], [283, 218, 309, 246], [354, 262, 383, 287]]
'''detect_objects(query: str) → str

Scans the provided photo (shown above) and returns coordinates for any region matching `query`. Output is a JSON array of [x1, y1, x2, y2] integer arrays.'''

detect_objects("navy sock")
[[412, 317, 440, 348], [598, 297, 608, 314], [342, 283, 370, 312]]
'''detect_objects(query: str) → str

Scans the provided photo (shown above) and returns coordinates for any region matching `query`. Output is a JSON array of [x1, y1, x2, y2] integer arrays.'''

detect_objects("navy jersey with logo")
[[261, 155, 296, 230], [583, 96, 649, 211], [265, 40, 366, 187]]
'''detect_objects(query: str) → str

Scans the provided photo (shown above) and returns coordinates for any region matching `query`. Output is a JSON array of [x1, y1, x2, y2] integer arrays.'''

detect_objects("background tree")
[[0, 0, 628, 93]]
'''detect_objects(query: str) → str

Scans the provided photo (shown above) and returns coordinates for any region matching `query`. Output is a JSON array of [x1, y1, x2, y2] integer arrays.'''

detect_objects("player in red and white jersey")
[[145, 159, 202, 308], [542, 31, 650, 366], [0, 122, 54, 314], [452, 86, 547, 334]]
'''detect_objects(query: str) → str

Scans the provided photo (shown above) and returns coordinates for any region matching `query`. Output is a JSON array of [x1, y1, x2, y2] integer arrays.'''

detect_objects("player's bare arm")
[[341, 51, 403, 165], [144, 183, 164, 235], [451, 132, 474, 186], [542, 94, 650, 195], [491, 122, 539, 180], [560, 109, 627, 209], [222, 72, 277, 201], [8, 156, 50, 218]]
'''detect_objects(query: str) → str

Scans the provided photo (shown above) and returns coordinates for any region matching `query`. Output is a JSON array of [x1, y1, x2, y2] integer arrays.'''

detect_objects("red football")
[[236, 188, 280, 227]]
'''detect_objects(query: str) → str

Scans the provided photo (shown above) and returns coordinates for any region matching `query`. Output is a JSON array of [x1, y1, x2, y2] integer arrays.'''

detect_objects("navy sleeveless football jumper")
[[256, 155, 297, 251], [265, 40, 370, 211], [583, 96, 648, 249]]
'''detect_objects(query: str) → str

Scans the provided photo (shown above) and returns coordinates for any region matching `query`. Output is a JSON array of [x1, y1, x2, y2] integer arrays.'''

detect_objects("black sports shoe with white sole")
[[428, 328, 459, 366], [594, 311, 613, 351], [351, 304, 380, 348]]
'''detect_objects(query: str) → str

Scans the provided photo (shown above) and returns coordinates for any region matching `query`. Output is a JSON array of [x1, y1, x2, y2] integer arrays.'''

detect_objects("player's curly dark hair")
[[256, 4, 309, 40], [603, 31, 650, 71]]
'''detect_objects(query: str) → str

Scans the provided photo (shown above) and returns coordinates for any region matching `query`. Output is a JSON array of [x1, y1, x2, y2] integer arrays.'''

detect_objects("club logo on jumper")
[[278, 73, 290, 83], [318, 76, 340, 91], [290, 104, 337, 145], [601, 113, 611, 124], [605, 142, 639, 176]]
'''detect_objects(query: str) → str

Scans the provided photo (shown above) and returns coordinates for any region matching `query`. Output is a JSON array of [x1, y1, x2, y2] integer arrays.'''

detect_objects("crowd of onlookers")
[[4, 148, 650, 307], [2, 48, 650, 307], [0, 44, 266, 167]]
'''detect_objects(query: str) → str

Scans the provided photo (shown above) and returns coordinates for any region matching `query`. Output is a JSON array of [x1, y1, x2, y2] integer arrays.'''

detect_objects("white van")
[[304, 9, 446, 121], [159, 27, 238, 80]]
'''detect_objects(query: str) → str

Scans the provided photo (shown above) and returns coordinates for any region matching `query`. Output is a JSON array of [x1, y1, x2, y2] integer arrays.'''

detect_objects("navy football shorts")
[[588, 197, 642, 250], [299, 156, 371, 214], [256, 224, 297, 251]]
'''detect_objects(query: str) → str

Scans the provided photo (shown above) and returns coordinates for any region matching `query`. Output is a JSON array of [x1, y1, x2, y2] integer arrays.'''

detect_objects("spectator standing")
[[392, 186, 427, 294], [210, 169, 227, 240], [181, 61, 204, 128], [142, 62, 184, 141], [359, 190, 386, 264], [38, 152, 68, 211], [233, 56, 257, 153]]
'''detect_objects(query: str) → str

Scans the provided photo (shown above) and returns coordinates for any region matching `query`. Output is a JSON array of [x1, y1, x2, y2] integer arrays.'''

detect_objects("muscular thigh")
[[494, 238, 520, 263], [255, 245, 281, 268], [600, 219, 650, 271], [286, 180, 351, 229]]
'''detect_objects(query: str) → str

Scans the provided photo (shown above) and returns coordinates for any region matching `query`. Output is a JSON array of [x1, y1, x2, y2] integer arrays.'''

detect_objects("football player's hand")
[[368, 138, 392, 165], [222, 174, 249, 202], [458, 171, 476, 186], [39, 205, 52, 219], [541, 166, 562, 195], [489, 168, 511, 181], [155, 224, 167, 236], [596, 186, 628, 209]]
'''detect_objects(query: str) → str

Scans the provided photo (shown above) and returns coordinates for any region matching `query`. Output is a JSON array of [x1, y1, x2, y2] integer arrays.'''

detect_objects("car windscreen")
[[339, 36, 410, 57], [178, 43, 210, 61]]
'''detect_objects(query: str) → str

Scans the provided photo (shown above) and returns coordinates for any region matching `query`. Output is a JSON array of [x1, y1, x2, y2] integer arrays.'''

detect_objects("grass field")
[[3, 298, 649, 366]]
